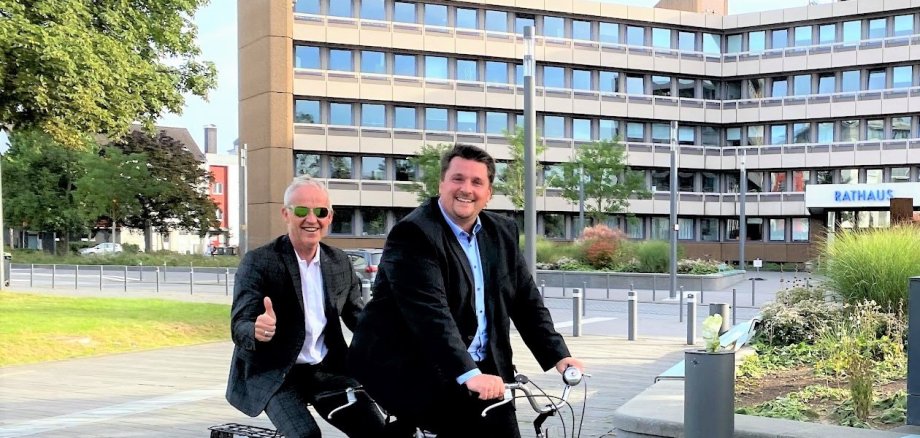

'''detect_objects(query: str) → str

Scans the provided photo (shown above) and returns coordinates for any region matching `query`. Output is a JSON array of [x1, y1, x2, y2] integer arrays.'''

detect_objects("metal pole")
[[739, 150, 747, 271], [74, 265, 78, 290], [687, 293, 697, 345], [700, 276, 704, 304], [578, 165, 585, 235], [190, 265, 194, 295], [523, 25, 537, 278], [239, 143, 249, 255], [572, 288, 583, 337], [907, 277, 920, 424], [123, 265, 128, 292], [562, 271, 567, 297], [679, 285, 685, 322], [139, 262, 143, 282], [156, 267, 160, 293], [628, 290, 637, 341], [751, 277, 756, 307], [652, 275, 656, 301], [669, 121, 679, 299], [605, 274, 610, 299], [30, 263, 33, 288], [361, 280, 372, 304], [99, 265, 103, 290], [163, 262, 167, 282], [709, 303, 731, 335], [540, 279, 545, 298], [225, 268, 231, 296], [732, 288, 737, 326], [52, 264, 56, 289], [582, 281, 587, 316]]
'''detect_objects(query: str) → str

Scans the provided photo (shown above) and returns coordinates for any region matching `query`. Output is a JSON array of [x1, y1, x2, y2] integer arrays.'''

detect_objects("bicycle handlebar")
[[480, 366, 587, 418]]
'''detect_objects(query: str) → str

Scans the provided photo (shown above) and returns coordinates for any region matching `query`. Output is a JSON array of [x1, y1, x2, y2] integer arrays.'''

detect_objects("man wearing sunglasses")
[[226, 176, 384, 438]]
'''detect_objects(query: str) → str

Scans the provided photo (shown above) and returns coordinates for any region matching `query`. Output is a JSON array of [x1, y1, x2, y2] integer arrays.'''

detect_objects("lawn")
[[0, 291, 230, 366]]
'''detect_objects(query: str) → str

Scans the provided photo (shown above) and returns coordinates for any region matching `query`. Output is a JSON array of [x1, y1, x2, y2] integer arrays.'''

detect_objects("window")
[[839, 119, 860, 142], [542, 66, 565, 88], [749, 31, 765, 52], [599, 22, 618, 44], [572, 20, 591, 41], [792, 218, 809, 242], [572, 69, 592, 90], [893, 66, 913, 88], [295, 46, 320, 69], [329, 49, 353, 71], [485, 10, 507, 32], [725, 174, 739, 193], [361, 51, 386, 74], [842, 20, 861, 43], [651, 76, 671, 96], [394, 54, 416, 76], [702, 33, 720, 54], [724, 81, 742, 99], [457, 111, 478, 132], [678, 126, 694, 145], [626, 218, 643, 239], [573, 118, 591, 141], [361, 208, 387, 236], [701, 80, 718, 100], [599, 119, 618, 140], [424, 4, 447, 27], [394, 106, 416, 129], [361, 104, 385, 127], [543, 115, 565, 138], [771, 78, 787, 97], [818, 24, 836, 44], [678, 171, 694, 191], [215, 208, 223, 221], [543, 164, 563, 187], [701, 126, 719, 146], [791, 170, 809, 191], [816, 170, 833, 184], [892, 116, 911, 139], [515, 15, 534, 35], [894, 15, 914, 37], [626, 122, 644, 142], [723, 34, 741, 53], [747, 125, 764, 146], [701, 218, 719, 241], [294, 0, 319, 14], [394, 158, 415, 181], [725, 127, 741, 146], [769, 219, 785, 241], [793, 75, 811, 96], [361, 156, 386, 180], [456, 8, 478, 29], [651, 123, 669, 144], [702, 173, 719, 192], [515, 64, 523, 84], [817, 73, 835, 94], [393, 2, 416, 23], [678, 218, 694, 240], [867, 68, 886, 90], [867, 119, 884, 141], [329, 156, 353, 179], [650, 217, 669, 240], [868, 18, 887, 39], [360, 0, 385, 20], [456, 59, 478, 81], [747, 78, 764, 99], [295, 99, 320, 123], [793, 123, 811, 143], [543, 16, 565, 38], [425, 108, 448, 131], [678, 31, 695, 52], [625, 75, 644, 95], [329, 102, 353, 125], [892, 167, 911, 182], [770, 171, 786, 192], [328, 0, 352, 17], [677, 78, 695, 98], [841, 70, 860, 93], [485, 61, 508, 84], [770, 124, 787, 145], [543, 214, 565, 239], [486, 112, 508, 135], [295, 153, 321, 177], [794, 26, 812, 47], [331, 207, 354, 234], [745, 218, 763, 241], [866, 168, 883, 184], [424, 56, 448, 79], [652, 28, 671, 49], [626, 26, 645, 46], [599, 71, 619, 92], [839, 168, 858, 184]]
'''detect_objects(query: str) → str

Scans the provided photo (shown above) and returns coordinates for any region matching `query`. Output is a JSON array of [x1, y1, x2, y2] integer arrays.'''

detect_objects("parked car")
[[79, 242, 123, 255], [344, 249, 383, 283]]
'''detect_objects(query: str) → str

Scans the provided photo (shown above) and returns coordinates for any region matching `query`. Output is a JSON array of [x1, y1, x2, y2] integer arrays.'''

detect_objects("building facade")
[[239, 0, 920, 263]]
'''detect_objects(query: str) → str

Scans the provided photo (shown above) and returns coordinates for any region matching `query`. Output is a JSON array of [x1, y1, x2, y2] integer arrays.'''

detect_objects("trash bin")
[[3, 252, 10, 286]]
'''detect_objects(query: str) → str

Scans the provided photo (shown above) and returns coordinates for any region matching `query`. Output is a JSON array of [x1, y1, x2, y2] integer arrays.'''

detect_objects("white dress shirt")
[[294, 249, 328, 365]]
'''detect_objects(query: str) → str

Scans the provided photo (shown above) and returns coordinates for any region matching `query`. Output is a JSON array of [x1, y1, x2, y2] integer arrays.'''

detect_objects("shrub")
[[776, 286, 831, 306], [122, 243, 141, 254], [584, 239, 617, 270], [635, 240, 670, 273], [819, 226, 920, 309], [759, 298, 844, 346], [580, 224, 621, 241], [677, 258, 720, 275]]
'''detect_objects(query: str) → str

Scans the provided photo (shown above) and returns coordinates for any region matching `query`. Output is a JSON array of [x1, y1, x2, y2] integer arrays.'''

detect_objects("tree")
[[1, 130, 95, 253], [549, 139, 649, 223], [494, 127, 546, 211], [76, 147, 153, 243], [407, 143, 450, 203], [0, 0, 217, 146], [110, 130, 218, 252]]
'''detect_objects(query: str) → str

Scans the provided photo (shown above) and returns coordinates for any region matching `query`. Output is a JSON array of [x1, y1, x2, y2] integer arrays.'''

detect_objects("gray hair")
[[283, 175, 330, 207]]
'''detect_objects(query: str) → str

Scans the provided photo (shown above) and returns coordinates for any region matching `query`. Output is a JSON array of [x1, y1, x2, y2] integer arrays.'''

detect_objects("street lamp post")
[[669, 121, 679, 300], [523, 26, 537, 276], [239, 143, 249, 255], [739, 149, 747, 271], [578, 165, 585, 237]]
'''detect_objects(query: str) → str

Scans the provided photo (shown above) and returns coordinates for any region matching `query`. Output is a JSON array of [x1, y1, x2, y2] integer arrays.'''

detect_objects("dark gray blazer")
[[226, 235, 364, 417]]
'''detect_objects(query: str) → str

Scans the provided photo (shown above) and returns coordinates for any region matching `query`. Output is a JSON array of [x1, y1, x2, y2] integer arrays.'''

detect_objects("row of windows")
[[294, 153, 920, 192], [294, 99, 920, 145], [296, 46, 920, 99], [294, 0, 918, 54]]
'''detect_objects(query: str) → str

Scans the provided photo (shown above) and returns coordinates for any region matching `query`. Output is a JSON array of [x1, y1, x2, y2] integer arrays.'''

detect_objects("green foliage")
[[677, 258, 720, 275], [819, 226, 920, 309], [736, 385, 845, 421], [759, 292, 845, 346], [737, 342, 823, 379], [494, 127, 545, 211], [122, 243, 141, 254], [407, 143, 450, 203], [76, 146, 152, 236], [635, 240, 670, 273], [776, 286, 830, 305], [548, 139, 649, 222], [0, 0, 217, 147], [10, 248, 240, 267]]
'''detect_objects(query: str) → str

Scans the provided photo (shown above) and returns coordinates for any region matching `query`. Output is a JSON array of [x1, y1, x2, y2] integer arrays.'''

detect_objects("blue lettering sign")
[[832, 188, 897, 203]]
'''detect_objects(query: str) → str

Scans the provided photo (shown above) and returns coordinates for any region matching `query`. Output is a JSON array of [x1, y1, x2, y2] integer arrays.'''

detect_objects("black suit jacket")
[[348, 198, 570, 415], [226, 236, 364, 417]]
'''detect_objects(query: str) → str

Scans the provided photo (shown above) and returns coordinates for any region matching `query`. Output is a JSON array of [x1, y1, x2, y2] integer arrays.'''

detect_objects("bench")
[[209, 423, 283, 437], [653, 317, 760, 383]]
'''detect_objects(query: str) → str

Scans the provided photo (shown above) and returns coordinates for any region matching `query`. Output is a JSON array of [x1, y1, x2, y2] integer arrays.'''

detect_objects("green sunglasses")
[[288, 206, 331, 218]]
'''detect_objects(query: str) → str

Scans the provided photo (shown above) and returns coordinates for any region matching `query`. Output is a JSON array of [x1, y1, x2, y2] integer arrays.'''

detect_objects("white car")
[[80, 243, 123, 255]]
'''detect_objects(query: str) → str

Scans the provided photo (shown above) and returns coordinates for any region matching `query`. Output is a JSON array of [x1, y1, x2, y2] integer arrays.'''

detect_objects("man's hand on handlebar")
[[554, 356, 585, 374], [465, 374, 505, 400]]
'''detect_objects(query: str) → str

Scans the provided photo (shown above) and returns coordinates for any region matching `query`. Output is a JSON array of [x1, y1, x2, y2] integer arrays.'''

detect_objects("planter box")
[[535, 269, 746, 291]]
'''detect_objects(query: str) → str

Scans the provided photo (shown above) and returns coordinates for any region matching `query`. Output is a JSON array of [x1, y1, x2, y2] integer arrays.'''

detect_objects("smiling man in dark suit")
[[348, 144, 584, 437], [226, 176, 384, 438]]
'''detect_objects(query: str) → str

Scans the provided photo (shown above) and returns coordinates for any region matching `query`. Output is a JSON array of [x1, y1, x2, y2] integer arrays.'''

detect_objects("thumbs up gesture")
[[255, 297, 277, 342]]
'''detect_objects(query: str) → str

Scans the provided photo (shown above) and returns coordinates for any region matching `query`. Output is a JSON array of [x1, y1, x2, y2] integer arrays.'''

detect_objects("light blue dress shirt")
[[437, 201, 488, 385]]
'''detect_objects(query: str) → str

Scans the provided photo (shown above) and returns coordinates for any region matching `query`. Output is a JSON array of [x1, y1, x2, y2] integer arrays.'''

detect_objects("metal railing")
[[11, 263, 238, 296]]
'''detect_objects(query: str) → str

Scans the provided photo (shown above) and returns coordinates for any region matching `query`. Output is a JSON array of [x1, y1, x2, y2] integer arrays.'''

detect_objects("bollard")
[[750, 277, 756, 307], [732, 288, 737, 326], [361, 280, 372, 304], [709, 303, 731, 336], [700, 277, 704, 303], [190, 265, 195, 295], [572, 288, 583, 337], [99, 265, 103, 290], [686, 293, 697, 345], [30, 264, 34, 288], [606, 274, 610, 299], [123, 266, 128, 292], [74, 265, 79, 290], [679, 285, 685, 322], [652, 275, 657, 301], [685, 349, 735, 438], [225, 268, 231, 296], [627, 290, 638, 341], [52, 264, 57, 289], [163, 262, 167, 282], [540, 280, 545, 298], [582, 281, 587, 316], [562, 272, 567, 297], [156, 267, 160, 293], [139, 262, 144, 282]]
